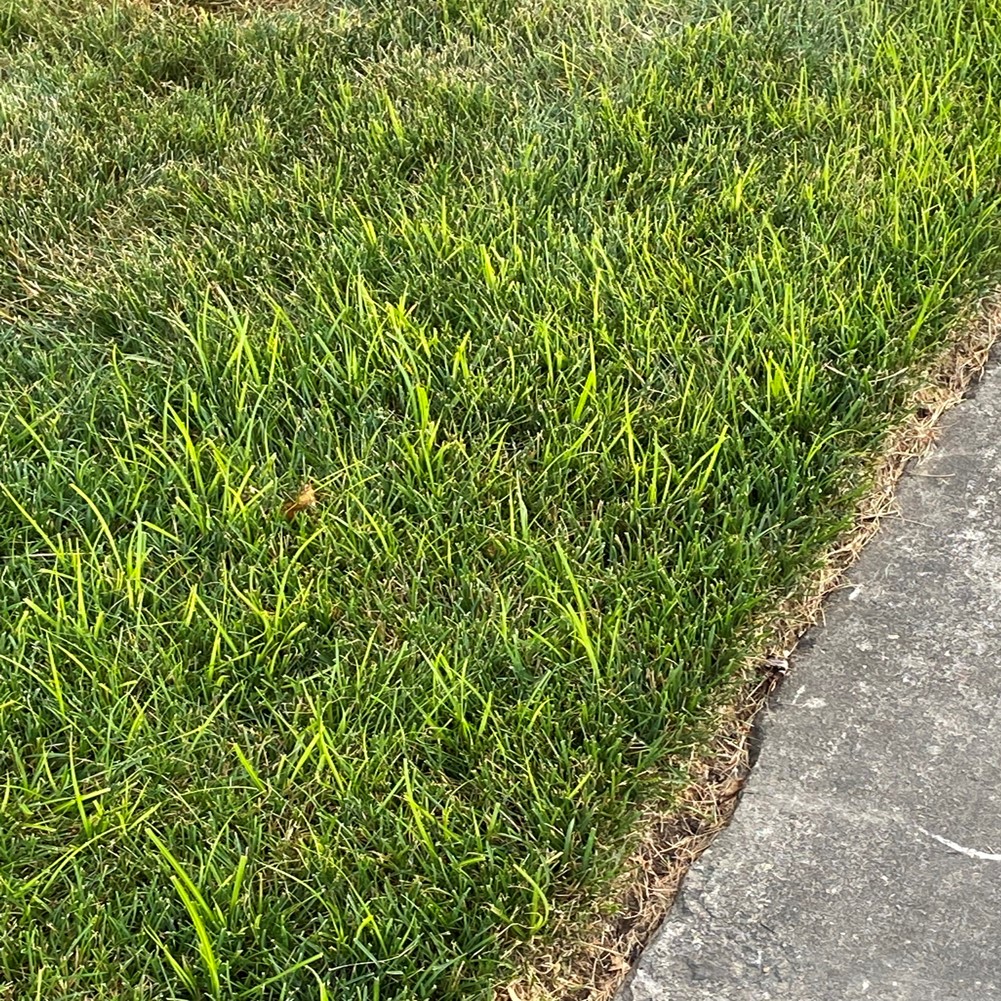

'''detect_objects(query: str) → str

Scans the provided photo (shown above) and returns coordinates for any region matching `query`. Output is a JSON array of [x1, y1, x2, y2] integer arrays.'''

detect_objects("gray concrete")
[[623, 365, 1001, 1001]]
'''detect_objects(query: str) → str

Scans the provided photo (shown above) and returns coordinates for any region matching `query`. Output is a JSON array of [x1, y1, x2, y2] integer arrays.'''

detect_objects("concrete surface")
[[622, 364, 1001, 1001]]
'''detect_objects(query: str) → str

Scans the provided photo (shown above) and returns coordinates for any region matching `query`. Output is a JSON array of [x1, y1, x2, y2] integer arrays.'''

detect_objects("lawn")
[[2, 0, 1000, 997]]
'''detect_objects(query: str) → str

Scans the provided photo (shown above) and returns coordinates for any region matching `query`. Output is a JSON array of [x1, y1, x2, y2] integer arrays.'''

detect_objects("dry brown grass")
[[125, 0, 323, 14], [501, 292, 1001, 1001]]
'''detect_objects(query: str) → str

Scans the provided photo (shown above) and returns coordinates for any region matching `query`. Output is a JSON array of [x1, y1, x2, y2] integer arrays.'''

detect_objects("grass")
[[2, 0, 1001, 996]]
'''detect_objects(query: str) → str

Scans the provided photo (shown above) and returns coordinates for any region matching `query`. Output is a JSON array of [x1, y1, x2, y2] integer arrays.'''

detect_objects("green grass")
[[2, 0, 1000, 996]]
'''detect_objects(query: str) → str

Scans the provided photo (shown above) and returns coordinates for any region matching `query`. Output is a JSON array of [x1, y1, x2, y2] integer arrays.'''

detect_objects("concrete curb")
[[621, 364, 1001, 1000]]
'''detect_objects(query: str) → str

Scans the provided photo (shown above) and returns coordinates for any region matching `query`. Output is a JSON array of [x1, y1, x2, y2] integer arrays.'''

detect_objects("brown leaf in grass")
[[716, 775, 745, 801], [608, 953, 631, 974], [282, 482, 319, 520]]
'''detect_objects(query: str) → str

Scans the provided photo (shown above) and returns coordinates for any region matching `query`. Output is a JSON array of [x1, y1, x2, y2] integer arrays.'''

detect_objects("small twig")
[[918, 827, 1001, 862]]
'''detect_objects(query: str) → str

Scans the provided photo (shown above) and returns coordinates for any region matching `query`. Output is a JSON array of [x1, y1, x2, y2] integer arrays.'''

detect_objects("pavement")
[[621, 363, 1001, 1001]]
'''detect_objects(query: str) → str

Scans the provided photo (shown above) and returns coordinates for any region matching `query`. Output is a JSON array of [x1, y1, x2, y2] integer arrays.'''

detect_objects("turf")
[[2, 0, 1000, 997]]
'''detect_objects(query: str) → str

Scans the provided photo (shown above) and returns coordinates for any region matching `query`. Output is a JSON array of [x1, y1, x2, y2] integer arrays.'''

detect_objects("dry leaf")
[[716, 775, 745, 801], [282, 482, 318, 520]]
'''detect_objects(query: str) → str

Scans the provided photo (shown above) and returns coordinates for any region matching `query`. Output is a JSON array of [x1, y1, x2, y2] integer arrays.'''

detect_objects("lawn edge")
[[501, 288, 1001, 1001]]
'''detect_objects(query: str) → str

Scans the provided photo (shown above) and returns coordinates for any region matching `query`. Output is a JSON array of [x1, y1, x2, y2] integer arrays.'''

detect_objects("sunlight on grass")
[[2, 0, 1001, 996]]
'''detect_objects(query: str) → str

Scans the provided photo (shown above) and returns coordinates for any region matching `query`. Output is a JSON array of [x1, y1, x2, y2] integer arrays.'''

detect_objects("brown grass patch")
[[125, 0, 322, 14], [501, 291, 1001, 1001]]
